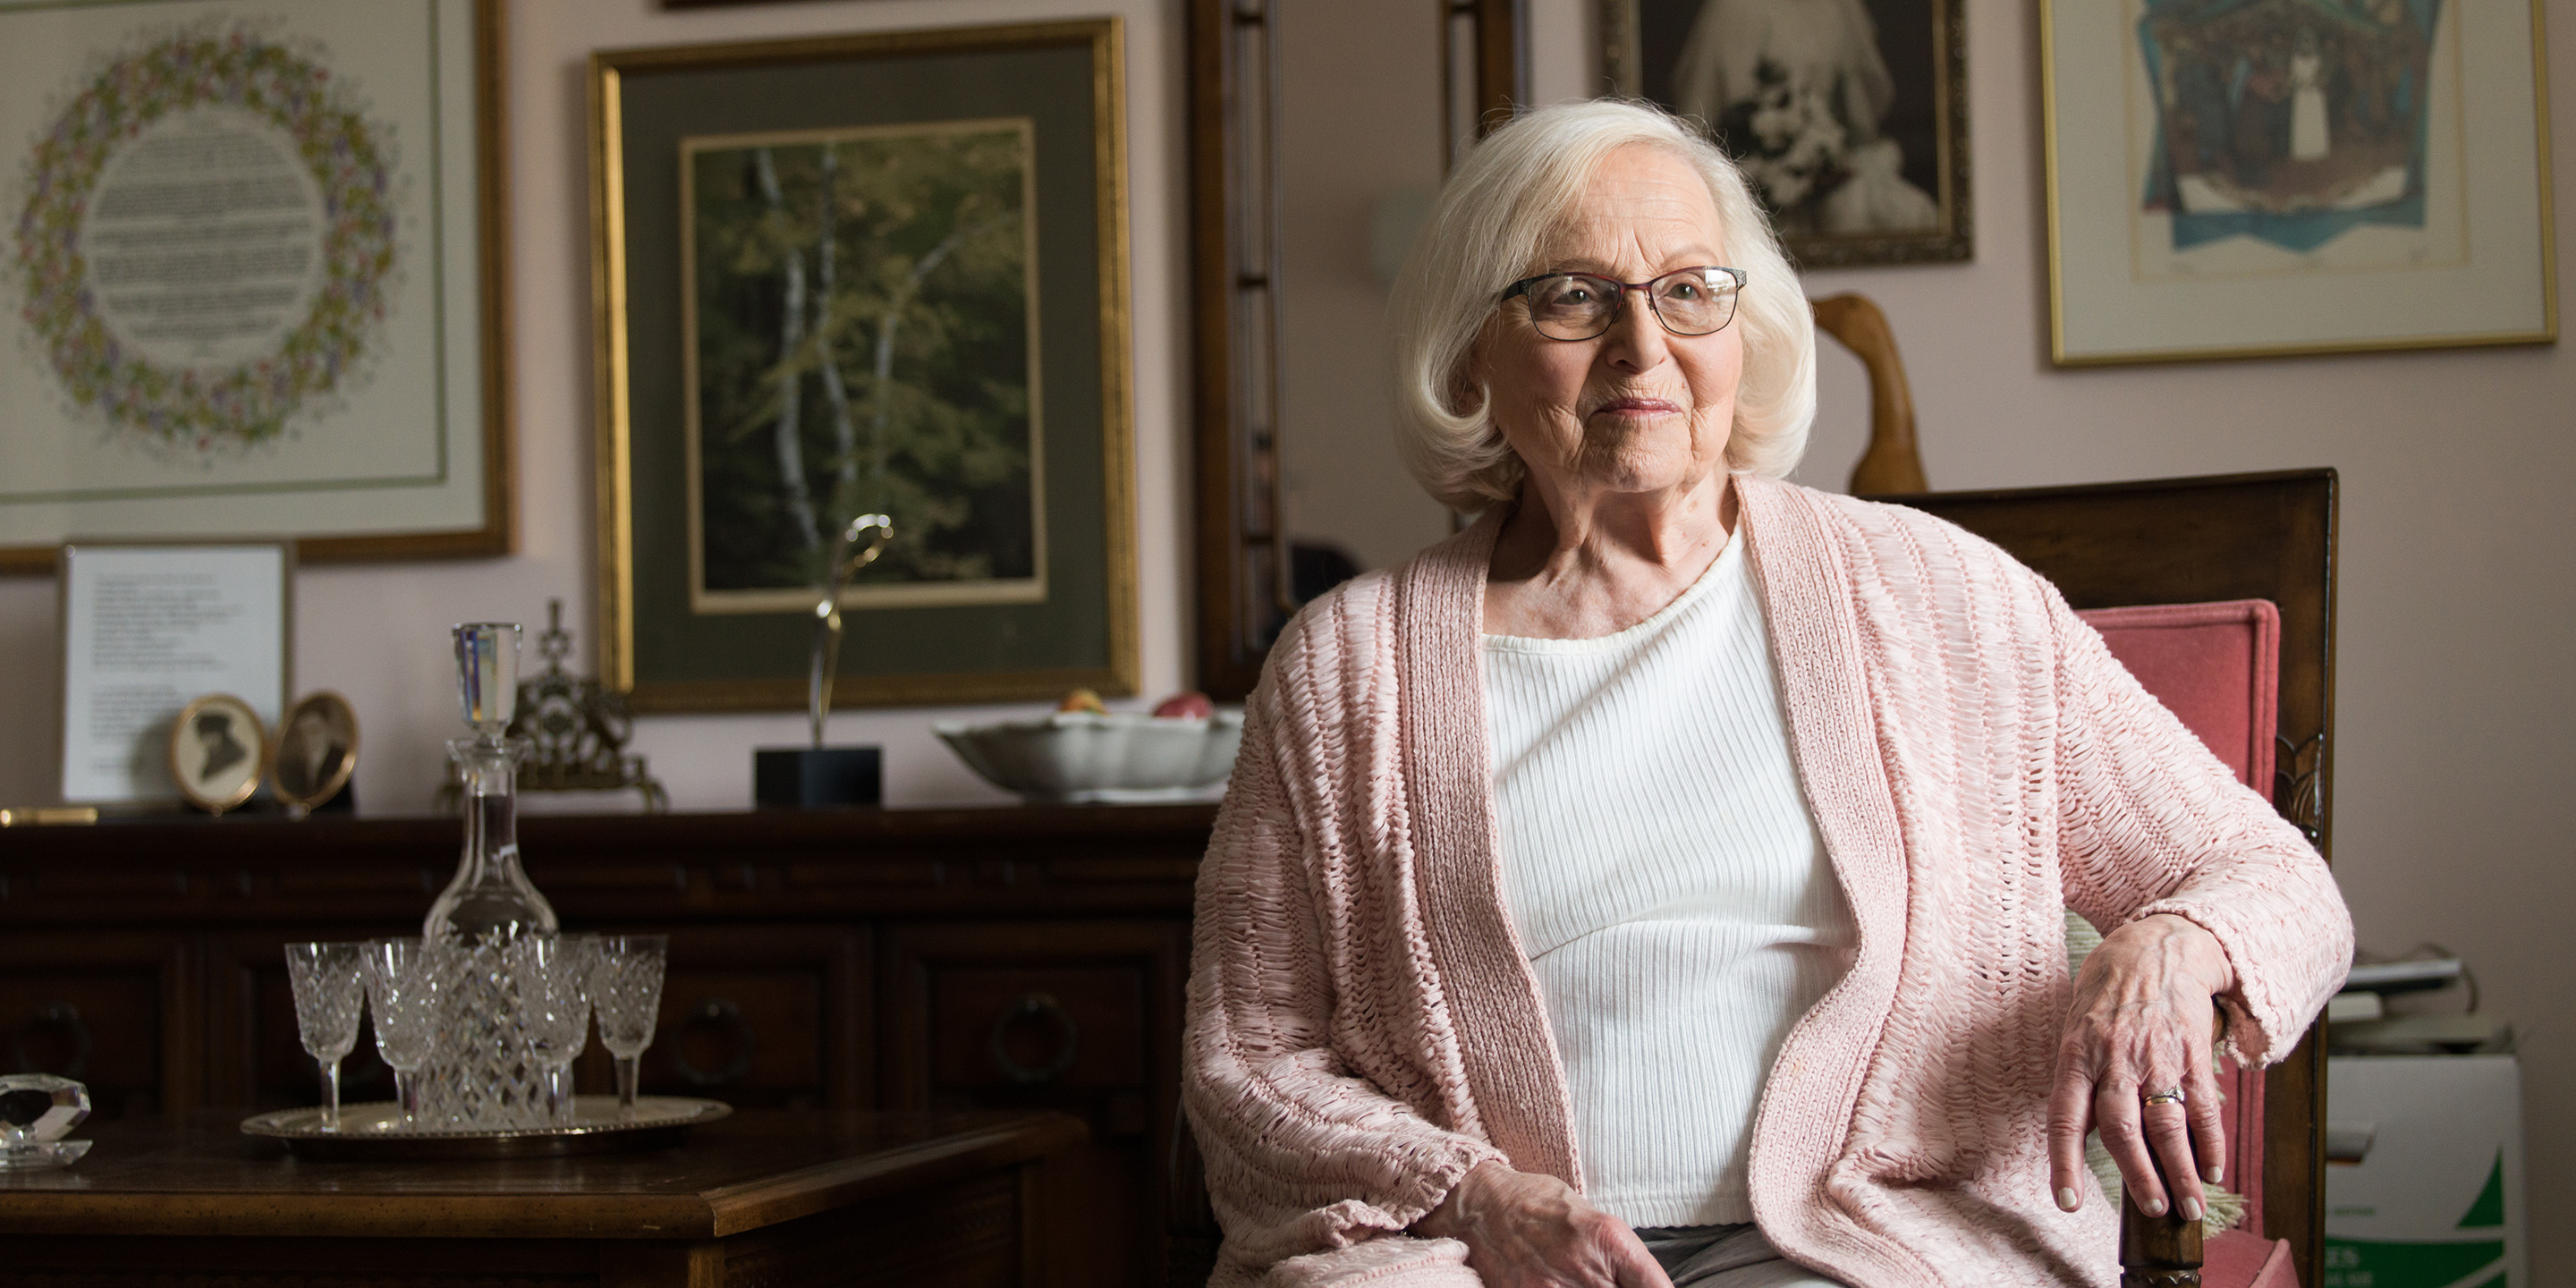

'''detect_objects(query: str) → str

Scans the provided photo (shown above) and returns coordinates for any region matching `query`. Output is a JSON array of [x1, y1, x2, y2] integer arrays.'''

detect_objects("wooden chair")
[[1827, 294, 2334, 1288], [1810, 293, 1928, 496], [1899, 472, 2332, 1288]]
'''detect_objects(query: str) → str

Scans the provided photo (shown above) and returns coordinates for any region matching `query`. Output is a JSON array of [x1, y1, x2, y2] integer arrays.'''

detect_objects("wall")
[[1275, 0, 1452, 573], [1520, 0, 2576, 1275], [0, 0, 1191, 814], [1, 0, 2565, 1273]]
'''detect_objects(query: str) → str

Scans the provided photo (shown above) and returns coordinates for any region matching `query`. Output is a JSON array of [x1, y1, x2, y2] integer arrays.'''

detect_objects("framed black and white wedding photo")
[[1599, 0, 1972, 267]]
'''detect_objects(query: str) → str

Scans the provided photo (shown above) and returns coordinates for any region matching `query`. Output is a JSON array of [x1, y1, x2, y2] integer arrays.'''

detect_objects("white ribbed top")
[[1482, 530, 1854, 1227]]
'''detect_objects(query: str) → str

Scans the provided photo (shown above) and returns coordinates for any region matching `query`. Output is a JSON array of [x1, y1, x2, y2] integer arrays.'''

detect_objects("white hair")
[[1387, 99, 1817, 512]]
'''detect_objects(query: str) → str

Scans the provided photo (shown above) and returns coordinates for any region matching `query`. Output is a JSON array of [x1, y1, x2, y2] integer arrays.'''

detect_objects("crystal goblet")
[[360, 938, 441, 1127], [588, 934, 667, 1119], [510, 934, 595, 1124], [284, 942, 367, 1131]]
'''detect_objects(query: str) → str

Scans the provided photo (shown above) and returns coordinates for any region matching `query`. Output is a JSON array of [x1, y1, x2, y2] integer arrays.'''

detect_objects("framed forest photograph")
[[591, 20, 1136, 713], [683, 118, 1044, 614], [1599, 0, 1971, 266]]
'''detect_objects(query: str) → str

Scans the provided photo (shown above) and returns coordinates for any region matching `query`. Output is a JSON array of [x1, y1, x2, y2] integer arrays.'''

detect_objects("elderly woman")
[[1182, 100, 2350, 1288]]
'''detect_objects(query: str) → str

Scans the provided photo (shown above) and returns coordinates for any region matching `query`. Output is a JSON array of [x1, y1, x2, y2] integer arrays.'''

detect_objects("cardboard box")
[[2324, 1054, 2524, 1288]]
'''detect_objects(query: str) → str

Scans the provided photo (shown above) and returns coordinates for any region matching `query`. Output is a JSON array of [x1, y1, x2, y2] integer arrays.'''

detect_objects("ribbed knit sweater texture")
[[1181, 476, 2352, 1288], [1484, 530, 1853, 1227]]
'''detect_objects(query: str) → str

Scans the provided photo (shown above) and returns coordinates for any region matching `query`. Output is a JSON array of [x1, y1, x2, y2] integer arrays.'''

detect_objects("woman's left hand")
[[2046, 912, 2238, 1222]]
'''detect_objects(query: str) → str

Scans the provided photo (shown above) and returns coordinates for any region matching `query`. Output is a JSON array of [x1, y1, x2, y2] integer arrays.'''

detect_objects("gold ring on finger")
[[2141, 1087, 2186, 1106]]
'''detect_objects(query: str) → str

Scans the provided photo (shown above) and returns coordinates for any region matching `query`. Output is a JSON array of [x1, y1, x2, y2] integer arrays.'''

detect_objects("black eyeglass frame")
[[1498, 266, 1750, 340]]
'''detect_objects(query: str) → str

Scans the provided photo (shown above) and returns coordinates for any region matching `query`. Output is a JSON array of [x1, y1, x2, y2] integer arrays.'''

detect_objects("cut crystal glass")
[[511, 934, 595, 1125], [0, 1074, 92, 1169], [284, 941, 366, 1131], [589, 934, 668, 1119]]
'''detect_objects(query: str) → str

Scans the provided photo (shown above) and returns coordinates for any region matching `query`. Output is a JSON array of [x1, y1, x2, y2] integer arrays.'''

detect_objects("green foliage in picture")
[[687, 120, 1038, 602]]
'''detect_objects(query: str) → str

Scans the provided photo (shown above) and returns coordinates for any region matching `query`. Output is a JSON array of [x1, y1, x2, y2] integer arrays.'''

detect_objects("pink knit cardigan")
[[1181, 476, 2352, 1288]]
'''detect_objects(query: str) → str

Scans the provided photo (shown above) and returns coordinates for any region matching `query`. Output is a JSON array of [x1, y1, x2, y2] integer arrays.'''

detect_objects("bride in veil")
[[1671, 0, 1938, 234]]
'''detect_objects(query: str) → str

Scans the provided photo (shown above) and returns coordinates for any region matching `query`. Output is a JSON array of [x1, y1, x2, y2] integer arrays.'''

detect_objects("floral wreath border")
[[14, 27, 396, 453]]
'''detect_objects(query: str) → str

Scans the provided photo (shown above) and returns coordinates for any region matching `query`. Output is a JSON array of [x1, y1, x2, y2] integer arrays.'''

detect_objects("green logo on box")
[[2323, 1152, 2507, 1288]]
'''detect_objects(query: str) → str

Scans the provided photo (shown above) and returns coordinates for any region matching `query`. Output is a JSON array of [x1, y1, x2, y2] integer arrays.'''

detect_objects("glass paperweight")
[[0, 1073, 92, 1169]]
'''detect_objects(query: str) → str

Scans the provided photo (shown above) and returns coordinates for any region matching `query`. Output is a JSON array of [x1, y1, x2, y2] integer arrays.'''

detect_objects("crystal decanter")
[[418, 623, 560, 1129]]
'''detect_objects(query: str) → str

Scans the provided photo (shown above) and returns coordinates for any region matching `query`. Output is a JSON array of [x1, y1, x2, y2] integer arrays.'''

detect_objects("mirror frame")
[[1186, 0, 1526, 699]]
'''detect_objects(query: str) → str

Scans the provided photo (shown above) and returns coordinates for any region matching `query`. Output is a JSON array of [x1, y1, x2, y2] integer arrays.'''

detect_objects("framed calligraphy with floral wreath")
[[0, 0, 510, 571]]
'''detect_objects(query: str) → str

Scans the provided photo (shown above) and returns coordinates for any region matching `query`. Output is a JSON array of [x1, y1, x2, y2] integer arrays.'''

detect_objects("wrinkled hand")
[[1412, 1161, 1672, 1288], [2048, 912, 2237, 1221]]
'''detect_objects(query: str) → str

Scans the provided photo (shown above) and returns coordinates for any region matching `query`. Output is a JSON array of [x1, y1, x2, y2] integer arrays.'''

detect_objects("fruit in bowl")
[[1153, 691, 1215, 720], [936, 696, 1241, 802]]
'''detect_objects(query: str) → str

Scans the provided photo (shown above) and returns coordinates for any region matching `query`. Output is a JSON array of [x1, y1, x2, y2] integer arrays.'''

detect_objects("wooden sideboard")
[[0, 804, 1218, 1288]]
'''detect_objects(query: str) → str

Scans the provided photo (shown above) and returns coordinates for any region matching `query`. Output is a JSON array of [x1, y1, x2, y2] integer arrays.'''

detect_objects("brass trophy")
[[755, 514, 894, 808]]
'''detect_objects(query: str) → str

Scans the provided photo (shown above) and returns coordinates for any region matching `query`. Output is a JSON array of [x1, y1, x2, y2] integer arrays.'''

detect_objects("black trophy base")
[[754, 746, 883, 809]]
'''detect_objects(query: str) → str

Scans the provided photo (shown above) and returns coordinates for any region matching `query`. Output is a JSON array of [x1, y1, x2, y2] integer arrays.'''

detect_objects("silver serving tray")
[[240, 1095, 729, 1159]]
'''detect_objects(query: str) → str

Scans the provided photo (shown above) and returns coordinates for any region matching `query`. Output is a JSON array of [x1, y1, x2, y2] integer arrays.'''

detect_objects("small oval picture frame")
[[272, 691, 360, 816], [168, 693, 267, 815]]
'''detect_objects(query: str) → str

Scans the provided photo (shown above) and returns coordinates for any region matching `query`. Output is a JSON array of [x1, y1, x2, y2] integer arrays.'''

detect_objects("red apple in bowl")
[[1153, 691, 1215, 720]]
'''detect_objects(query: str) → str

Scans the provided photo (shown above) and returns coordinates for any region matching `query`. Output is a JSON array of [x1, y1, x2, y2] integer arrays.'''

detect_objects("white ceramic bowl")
[[933, 710, 1243, 803]]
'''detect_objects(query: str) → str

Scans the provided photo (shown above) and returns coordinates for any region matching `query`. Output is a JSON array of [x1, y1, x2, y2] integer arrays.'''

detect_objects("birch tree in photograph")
[[812, 146, 865, 512], [752, 147, 820, 552], [691, 124, 1035, 597]]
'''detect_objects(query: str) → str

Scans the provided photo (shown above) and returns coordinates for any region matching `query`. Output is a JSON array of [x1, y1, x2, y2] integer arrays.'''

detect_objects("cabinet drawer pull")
[[667, 998, 755, 1087], [988, 991, 1079, 1086], [11, 1002, 91, 1079]]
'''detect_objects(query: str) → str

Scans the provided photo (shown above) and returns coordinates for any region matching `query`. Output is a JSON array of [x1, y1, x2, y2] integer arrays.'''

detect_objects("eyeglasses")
[[1500, 266, 1748, 341]]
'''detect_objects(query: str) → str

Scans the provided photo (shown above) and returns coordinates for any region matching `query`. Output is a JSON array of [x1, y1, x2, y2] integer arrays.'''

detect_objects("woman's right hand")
[[1411, 1161, 1674, 1288]]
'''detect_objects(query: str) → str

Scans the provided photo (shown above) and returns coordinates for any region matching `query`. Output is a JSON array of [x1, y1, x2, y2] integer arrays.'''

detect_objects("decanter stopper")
[[455, 622, 520, 741]]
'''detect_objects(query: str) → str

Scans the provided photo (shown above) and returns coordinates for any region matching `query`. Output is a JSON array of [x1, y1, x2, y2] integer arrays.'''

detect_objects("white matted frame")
[[2043, 0, 2555, 366], [0, 0, 512, 571]]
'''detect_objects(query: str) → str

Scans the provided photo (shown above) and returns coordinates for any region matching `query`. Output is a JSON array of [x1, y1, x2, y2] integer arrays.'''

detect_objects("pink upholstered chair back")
[[2077, 598, 2280, 1235]]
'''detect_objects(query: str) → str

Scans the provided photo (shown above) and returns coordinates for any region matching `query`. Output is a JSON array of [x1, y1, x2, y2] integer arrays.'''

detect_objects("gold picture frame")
[[0, 0, 516, 572], [272, 690, 361, 814], [169, 692, 267, 815], [2040, 0, 2555, 366], [589, 20, 1137, 713]]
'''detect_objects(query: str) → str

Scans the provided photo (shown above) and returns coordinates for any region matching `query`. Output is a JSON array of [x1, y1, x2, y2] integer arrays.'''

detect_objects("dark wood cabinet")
[[0, 928, 196, 1119], [624, 922, 873, 1109], [0, 804, 1216, 1286], [886, 920, 1192, 1288]]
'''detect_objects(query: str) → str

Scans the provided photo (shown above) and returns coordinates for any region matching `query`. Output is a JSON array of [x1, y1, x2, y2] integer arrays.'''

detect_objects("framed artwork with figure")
[[590, 20, 1138, 713], [1599, 0, 1972, 267], [2043, 0, 2555, 365]]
